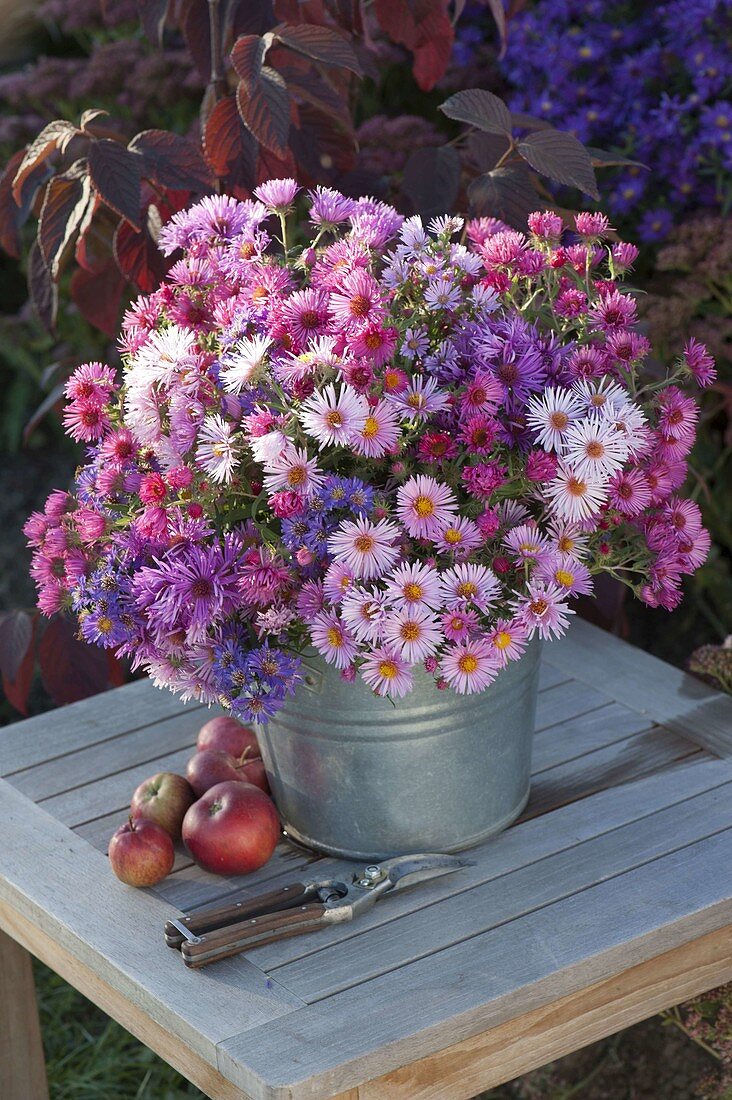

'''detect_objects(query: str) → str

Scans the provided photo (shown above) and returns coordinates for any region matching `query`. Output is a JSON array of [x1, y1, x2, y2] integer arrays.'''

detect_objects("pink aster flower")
[[330, 270, 385, 330], [587, 288, 637, 331], [340, 588, 388, 643], [348, 323, 399, 367], [352, 399, 401, 458], [434, 515, 482, 556], [574, 212, 612, 238], [263, 446, 324, 498], [608, 468, 652, 516], [545, 464, 608, 522], [280, 289, 332, 347], [382, 605, 442, 663], [309, 610, 359, 669], [299, 383, 368, 450], [323, 561, 357, 604], [515, 580, 574, 640], [440, 607, 479, 643], [440, 562, 500, 610], [682, 338, 716, 387], [62, 398, 110, 443], [64, 361, 117, 402], [397, 475, 458, 538], [503, 523, 553, 565], [458, 414, 498, 454], [360, 647, 413, 698], [253, 178, 300, 211], [296, 580, 326, 619], [327, 515, 401, 579], [417, 431, 458, 462], [460, 371, 502, 416], [441, 638, 501, 694], [487, 619, 529, 666], [537, 552, 593, 596], [384, 561, 443, 610], [663, 496, 704, 539], [527, 211, 563, 239]]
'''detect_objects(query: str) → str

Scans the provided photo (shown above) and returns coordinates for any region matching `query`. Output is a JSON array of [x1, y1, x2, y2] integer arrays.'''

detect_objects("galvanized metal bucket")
[[257, 636, 541, 860]]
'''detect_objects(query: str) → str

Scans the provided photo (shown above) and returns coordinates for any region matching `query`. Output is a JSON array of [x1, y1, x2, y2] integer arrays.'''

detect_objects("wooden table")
[[1, 619, 731, 1100]]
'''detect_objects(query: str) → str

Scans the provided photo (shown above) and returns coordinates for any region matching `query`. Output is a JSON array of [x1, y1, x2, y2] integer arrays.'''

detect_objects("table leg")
[[0, 928, 49, 1100]]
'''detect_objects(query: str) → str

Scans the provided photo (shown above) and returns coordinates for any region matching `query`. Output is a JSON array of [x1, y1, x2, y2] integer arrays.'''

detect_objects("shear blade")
[[383, 853, 474, 891]]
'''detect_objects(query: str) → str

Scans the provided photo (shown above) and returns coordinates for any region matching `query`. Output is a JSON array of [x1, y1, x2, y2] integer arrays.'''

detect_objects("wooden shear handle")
[[180, 902, 328, 968], [165, 882, 311, 948]]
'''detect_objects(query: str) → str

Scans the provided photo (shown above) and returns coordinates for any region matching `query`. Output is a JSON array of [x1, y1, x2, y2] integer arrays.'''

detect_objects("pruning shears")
[[165, 852, 472, 968]]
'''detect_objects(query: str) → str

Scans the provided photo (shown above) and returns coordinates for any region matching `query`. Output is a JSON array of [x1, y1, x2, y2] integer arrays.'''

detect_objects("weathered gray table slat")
[[0, 618, 730, 1100]]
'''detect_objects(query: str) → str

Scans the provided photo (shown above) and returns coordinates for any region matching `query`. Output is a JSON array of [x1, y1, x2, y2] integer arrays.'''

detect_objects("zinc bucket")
[[257, 636, 541, 860]]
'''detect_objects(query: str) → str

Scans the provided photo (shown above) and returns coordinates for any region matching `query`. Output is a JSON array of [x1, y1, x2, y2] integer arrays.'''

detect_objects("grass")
[[35, 961, 203, 1099]]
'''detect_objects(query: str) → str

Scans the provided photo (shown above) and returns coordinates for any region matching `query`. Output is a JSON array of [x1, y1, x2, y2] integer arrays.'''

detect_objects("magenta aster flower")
[[280, 289, 332, 347], [682, 338, 716, 387], [62, 399, 110, 443], [330, 270, 385, 330], [440, 607, 479, 643], [397, 475, 458, 538], [487, 619, 529, 665], [308, 186, 356, 226]]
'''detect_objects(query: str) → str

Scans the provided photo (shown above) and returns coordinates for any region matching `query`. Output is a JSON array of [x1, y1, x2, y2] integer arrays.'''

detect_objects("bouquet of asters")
[[25, 181, 715, 721]]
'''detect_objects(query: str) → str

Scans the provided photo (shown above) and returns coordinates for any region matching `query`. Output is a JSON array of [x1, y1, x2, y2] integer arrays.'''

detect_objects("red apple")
[[109, 818, 174, 887], [236, 755, 270, 795], [182, 781, 280, 875], [197, 715, 261, 760], [186, 749, 241, 797], [130, 772, 195, 840], [186, 748, 271, 797]]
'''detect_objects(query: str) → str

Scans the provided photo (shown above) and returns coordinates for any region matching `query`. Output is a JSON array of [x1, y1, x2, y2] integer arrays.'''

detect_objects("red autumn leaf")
[[70, 261, 127, 338], [38, 164, 93, 277], [204, 95, 257, 191], [114, 215, 168, 292], [237, 66, 291, 158], [412, 4, 454, 91], [0, 148, 27, 258], [128, 130, 213, 191], [38, 616, 110, 706], [11, 119, 77, 207], [2, 614, 37, 716], [28, 240, 58, 331], [88, 139, 143, 228], [273, 22, 363, 76], [0, 610, 33, 682], [231, 34, 269, 89]]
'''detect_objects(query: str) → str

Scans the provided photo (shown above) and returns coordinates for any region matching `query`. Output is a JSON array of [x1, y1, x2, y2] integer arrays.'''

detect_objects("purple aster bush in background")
[[25, 186, 715, 719], [493, 0, 732, 241]]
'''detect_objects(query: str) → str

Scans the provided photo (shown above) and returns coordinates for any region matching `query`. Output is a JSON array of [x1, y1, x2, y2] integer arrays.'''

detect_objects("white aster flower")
[[220, 334, 272, 393], [299, 383, 368, 449], [545, 463, 608, 522], [526, 386, 584, 451], [561, 416, 629, 479], [195, 415, 239, 483]]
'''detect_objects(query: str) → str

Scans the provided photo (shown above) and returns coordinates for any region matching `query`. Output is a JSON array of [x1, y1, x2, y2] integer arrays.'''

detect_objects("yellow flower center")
[[414, 495, 435, 518], [456, 581, 477, 598], [400, 622, 420, 642], [326, 627, 343, 648], [326, 410, 343, 428], [557, 535, 575, 552], [494, 630, 512, 650], [566, 476, 587, 497], [403, 582, 423, 601], [443, 527, 462, 544], [354, 534, 375, 553], [555, 569, 574, 587], [362, 416, 379, 439], [585, 440, 604, 458], [287, 465, 306, 487], [458, 653, 479, 674], [379, 659, 398, 680], [97, 616, 113, 634], [530, 597, 548, 616]]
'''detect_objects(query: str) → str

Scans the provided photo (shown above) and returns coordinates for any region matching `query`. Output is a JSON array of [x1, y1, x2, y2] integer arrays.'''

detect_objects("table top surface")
[[1, 619, 731, 1100]]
